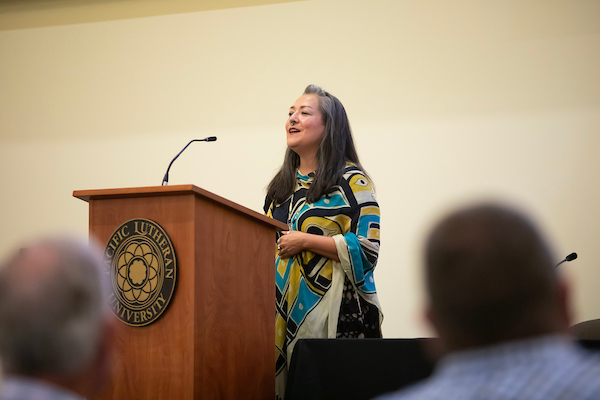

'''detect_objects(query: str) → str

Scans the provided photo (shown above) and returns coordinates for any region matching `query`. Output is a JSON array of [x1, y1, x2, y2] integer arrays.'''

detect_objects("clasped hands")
[[277, 230, 307, 259], [276, 230, 340, 261]]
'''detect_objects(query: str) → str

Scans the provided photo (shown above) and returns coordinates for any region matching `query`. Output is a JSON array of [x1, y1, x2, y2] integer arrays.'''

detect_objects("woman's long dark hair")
[[267, 84, 367, 204]]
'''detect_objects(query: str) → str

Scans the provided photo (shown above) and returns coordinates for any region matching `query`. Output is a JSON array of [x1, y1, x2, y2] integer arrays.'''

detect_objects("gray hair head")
[[0, 236, 109, 376], [303, 84, 364, 202]]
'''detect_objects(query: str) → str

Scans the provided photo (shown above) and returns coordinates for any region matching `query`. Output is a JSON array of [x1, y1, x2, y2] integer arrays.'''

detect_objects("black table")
[[285, 338, 436, 400]]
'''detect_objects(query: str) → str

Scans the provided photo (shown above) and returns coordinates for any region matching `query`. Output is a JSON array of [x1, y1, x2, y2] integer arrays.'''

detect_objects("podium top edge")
[[73, 184, 200, 201], [73, 184, 288, 231]]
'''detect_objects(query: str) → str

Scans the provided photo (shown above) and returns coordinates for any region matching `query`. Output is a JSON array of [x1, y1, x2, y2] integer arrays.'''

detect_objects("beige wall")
[[1, 0, 599, 338]]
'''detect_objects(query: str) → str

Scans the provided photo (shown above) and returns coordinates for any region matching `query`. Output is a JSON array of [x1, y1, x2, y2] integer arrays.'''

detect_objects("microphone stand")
[[555, 252, 578, 268], [162, 137, 217, 186]]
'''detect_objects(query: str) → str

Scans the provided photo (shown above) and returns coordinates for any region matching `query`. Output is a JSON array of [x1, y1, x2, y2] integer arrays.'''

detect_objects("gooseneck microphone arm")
[[554, 252, 577, 268], [162, 136, 217, 186]]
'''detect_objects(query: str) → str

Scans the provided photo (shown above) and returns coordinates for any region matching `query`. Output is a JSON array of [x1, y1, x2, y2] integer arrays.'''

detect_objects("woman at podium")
[[264, 84, 383, 397]]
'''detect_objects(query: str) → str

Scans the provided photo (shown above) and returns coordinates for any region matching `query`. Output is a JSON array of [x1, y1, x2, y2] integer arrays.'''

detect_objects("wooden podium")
[[73, 185, 286, 400]]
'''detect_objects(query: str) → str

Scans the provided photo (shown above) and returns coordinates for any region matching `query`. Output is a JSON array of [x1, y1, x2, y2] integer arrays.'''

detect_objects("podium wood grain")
[[74, 185, 286, 400]]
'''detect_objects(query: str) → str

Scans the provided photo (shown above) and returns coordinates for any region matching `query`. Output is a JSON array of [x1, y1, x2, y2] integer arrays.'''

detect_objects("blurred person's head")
[[424, 203, 570, 353], [0, 236, 114, 395]]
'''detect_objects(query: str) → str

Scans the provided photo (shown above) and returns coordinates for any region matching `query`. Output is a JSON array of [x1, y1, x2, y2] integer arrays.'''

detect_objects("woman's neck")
[[298, 155, 318, 176]]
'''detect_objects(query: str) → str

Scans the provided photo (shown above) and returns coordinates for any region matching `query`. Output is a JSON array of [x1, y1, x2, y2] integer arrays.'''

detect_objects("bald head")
[[0, 237, 109, 376], [425, 204, 568, 350]]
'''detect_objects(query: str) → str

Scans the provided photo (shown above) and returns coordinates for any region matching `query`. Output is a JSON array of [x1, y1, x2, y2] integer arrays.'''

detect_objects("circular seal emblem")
[[104, 218, 177, 327]]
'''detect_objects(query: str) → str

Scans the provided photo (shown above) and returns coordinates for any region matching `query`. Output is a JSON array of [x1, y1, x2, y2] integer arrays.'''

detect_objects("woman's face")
[[286, 94, 325, 158]]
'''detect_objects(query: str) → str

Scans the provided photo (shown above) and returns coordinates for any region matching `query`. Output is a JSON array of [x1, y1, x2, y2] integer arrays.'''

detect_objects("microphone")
[[555, 252, 577, 268], [161, 137, 217, 186]]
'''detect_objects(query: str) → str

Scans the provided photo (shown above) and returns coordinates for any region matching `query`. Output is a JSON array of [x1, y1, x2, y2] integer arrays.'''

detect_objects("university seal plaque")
[[104, 218, 177, 327]]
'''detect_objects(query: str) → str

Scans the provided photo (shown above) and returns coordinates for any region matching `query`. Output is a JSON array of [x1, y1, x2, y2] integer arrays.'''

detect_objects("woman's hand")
[[277, 231, 307, 259], [277, 231, 340, 261]]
